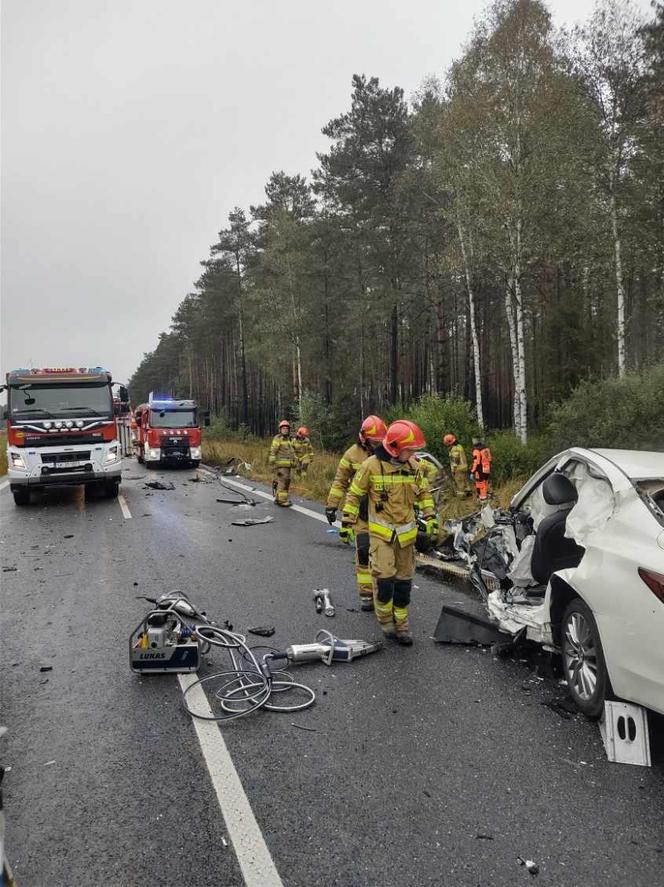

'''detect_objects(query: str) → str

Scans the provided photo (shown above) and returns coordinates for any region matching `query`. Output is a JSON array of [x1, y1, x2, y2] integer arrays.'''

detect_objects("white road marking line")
[[200, 466, 329, 524], [177, 674, 284, 887], [0, 480, 9, 492], [118, 493, 132, 519]]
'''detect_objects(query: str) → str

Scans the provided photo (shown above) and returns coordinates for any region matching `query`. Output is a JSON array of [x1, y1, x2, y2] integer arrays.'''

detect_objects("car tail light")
[[639, 567, 664, 603]]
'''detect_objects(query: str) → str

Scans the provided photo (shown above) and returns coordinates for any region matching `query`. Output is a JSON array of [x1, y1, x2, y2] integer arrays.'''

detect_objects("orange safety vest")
[[471, 446, 492, 478]]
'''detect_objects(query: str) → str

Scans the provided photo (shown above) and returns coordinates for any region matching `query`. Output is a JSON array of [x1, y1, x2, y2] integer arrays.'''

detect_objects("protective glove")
[[424, 517, 439, 539], [325, 507, 337, 525], [338, 523, 355, 545]]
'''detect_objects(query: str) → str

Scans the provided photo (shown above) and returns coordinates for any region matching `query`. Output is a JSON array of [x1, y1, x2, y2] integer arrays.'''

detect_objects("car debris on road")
[[230, 516, 273, 527], [313, 588, 335, 616], [247, 626, 276, 637]]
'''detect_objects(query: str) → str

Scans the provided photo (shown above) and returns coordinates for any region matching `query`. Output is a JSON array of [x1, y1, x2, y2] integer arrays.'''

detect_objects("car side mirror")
[[1, 407, 7, 421], [202, 410, 211, 427], [118, 385, 129, 404]]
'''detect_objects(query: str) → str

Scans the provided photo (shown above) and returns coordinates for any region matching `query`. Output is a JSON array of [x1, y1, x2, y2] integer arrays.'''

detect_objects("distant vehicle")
[[2, 367, 127, 505], [456, 448, 664, 717], [134, 395, 207, 468]]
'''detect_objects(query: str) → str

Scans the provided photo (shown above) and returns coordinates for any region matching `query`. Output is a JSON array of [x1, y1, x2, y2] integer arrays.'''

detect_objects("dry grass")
[[203, 433, 526, 515], [203, 435, 341, 502], [0, 432, 7, 476]]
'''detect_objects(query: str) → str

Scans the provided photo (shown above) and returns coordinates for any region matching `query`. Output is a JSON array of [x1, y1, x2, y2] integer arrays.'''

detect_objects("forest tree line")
[[129, 0, 664, 446]]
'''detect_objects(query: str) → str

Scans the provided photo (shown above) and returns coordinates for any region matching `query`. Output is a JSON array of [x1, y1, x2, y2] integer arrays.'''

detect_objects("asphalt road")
[[1, 462, 663, 887]]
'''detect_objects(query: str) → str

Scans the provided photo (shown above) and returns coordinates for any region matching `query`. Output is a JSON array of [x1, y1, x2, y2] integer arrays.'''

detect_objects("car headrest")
[[542, 472, 578, 506]]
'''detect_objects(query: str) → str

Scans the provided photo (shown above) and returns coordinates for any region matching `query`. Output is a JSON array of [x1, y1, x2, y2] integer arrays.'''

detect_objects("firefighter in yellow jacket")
[[292, 426, 314, 476], [443, 433, 470, 497], [269, 420, 297, 507], [342, 420, 437, 645], [326, 415, 387, 610]]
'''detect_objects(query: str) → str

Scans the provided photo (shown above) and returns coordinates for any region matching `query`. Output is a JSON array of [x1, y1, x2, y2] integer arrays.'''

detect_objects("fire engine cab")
[[2, 367, 127, 506], [134, 396, 203, 468]]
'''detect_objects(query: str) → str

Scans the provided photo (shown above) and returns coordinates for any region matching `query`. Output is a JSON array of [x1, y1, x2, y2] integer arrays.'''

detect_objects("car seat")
[[531, 472, 585, 585]]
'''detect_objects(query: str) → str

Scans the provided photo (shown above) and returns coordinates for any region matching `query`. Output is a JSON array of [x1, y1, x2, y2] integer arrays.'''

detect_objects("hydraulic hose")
[[181, 624, 316, 722]]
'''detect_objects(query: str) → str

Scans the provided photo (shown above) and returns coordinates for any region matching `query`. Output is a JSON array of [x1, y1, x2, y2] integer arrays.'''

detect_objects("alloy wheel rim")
[[563, 611, 598, 701]]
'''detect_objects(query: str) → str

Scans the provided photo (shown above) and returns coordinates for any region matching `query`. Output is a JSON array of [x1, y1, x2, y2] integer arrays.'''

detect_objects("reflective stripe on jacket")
[[342, 453, 434, 548], [293, 437, 314, 465], [327, 442, 370, 509], [269, 434, 296, 468]]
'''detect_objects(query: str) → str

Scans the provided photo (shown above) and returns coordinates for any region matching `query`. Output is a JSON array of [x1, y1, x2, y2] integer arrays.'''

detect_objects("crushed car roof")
[[589, 448, 664, 481]]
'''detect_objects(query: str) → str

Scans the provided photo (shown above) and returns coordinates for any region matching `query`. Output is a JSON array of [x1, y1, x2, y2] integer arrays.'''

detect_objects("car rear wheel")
[[561, 598, 610, 719], [12, 488, 30, 506], [190, 460, 200, 469]]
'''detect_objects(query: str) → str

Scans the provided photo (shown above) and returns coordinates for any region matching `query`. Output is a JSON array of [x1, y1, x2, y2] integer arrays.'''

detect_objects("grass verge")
[[202, 433, 525, 520]]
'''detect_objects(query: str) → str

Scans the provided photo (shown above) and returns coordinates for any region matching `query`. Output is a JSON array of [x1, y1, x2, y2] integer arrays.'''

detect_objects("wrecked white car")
[[445, 448, 664, 719]]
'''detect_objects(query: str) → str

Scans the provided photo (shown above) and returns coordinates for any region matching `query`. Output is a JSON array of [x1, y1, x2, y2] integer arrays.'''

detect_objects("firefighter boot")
[[375, 578, 396, 637], [393, 579, 413, 645]]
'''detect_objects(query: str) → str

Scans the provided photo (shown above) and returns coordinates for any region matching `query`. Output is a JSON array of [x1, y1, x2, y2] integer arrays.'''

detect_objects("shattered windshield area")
[[150, 409, 197, 428], [10, 383, 112, 419], [636, 480, 664, 528]]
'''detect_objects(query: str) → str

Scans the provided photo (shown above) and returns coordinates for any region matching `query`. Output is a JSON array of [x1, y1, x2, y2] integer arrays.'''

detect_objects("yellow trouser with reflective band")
[[368, 519, 417, 547], [353, 518, 373, 601], [273, 467, 291, 504], [371, 539, 415, 635]]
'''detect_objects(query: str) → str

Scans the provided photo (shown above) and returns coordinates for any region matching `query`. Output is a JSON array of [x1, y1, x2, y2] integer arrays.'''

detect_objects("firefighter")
[[326, 415, 387, 610], [292, 426, 314, 476], [470, 437, 492, 501], [269, 420, 297, 507], [342, 420, 437, 645], [443, 433, 470, 497], [415, 454, 440, 489]]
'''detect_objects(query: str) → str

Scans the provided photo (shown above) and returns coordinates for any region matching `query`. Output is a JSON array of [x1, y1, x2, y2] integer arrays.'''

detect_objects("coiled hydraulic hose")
[[181, 624, 316, 722]]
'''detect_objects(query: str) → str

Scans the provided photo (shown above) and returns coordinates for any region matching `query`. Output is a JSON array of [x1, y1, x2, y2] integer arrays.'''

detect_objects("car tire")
[[12, 488, 30, 506], [190, 460, 200, 469], [137, 451, 144, 464], [84, 483, 100, 500], [561, 597, 610, 719]]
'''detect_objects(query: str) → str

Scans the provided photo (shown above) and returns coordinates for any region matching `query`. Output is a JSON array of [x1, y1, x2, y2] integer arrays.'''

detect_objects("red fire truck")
[[134, 395, 205, 468], [2, 367, 128, 506]]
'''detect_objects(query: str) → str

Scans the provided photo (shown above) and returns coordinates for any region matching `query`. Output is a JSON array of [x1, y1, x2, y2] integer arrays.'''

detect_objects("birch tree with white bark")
[[572, 0, 648, 377]]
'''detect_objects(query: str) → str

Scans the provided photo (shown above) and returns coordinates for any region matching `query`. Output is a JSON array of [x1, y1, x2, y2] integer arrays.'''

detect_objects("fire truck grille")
[[162, 438, 189, 458], [23, 434, 105, 447], [41, 451, 92, 464]]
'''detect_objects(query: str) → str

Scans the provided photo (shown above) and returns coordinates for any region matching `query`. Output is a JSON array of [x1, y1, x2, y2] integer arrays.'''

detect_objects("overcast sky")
[[1, 0, 654, 385]]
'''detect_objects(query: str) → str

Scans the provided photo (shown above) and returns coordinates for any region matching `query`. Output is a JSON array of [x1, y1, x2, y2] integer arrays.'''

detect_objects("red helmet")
[[359, 415, 387, 444], [297, 426, 310, 437], [383, 420, 426, 457], [443, 433, 456, 446], [278, 419, 290, 430]]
